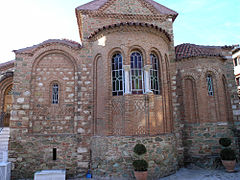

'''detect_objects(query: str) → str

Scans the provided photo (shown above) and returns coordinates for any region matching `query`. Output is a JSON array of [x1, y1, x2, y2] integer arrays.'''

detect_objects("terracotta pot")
[[134, 171, 148, 180], [222, 159, 236, 172]]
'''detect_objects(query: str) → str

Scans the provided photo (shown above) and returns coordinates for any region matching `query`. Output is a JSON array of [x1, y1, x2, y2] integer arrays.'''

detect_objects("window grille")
[[112, 53, 124, 96], [150, 54, 160, 94], [207, 75, 214, 96], [130, 52, 144, 94], [52, 84, 59, 104]]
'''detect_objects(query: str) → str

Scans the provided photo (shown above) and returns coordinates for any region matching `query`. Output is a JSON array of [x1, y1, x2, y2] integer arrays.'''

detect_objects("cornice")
[[81, 11, 169, 21], [87, 22, 172, 42]]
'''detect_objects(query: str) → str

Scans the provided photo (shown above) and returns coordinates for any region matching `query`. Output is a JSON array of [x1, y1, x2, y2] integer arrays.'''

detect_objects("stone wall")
[[182, 122, 234, 167], [9, 134, 79, 179], [91, 134, 178, 179], [175, 55, 239, 166], [9, 43, 93, 179]]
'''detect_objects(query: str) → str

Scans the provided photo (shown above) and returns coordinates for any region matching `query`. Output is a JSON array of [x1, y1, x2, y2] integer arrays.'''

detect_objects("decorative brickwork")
[[0, 0, 238, 179]]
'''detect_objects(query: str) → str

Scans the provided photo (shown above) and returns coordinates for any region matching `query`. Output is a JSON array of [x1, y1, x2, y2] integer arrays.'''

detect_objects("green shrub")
[[219, 138, 231, 147], [132, 160, 148, 171], [220, 148, 236, 160], [133, 144, 147, 155]]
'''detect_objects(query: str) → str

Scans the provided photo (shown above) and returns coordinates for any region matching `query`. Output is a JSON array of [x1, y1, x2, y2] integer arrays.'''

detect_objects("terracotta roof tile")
[[144, 0, 178, 16], [76, 0, 178, 20], [175, 43, 224, 61], [0, 60, 15, 71], [76, 0, 108, 11], [14, 39, 81, 54]]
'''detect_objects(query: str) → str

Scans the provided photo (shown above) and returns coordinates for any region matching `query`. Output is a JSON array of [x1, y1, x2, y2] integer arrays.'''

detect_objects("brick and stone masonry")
[[0, 0, 239, 179]]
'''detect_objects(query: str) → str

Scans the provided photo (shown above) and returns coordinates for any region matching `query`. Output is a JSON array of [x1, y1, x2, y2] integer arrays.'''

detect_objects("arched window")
[[207, 74, 214, 96], [150, 53, 160, 94], [112, 53, 124, 96], [52, 83, 59, 104], [131, 51, 144, 94]]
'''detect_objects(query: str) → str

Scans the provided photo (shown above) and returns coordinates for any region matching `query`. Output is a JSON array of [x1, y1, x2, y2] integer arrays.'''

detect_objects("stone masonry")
[[0, 0, 239, 179]]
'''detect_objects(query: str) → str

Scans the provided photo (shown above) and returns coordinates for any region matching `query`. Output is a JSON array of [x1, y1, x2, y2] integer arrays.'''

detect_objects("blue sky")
[[0, 0, 239, 63]]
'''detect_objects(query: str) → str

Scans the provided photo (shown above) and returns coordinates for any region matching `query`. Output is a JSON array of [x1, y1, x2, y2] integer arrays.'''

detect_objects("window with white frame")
[[150, 53, 160, 94], [52, 83, 59, 104], [112, 53, 124, 96], [130, 51, 144, 94], [207, 75, 214, 96]]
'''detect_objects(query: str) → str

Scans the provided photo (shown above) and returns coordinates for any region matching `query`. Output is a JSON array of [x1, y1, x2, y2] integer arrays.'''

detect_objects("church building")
[[0, 0, 239, 179]]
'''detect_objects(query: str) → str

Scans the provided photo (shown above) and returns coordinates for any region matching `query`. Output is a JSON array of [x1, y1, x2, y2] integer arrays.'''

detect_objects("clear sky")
[[0, 0, 239, 63]]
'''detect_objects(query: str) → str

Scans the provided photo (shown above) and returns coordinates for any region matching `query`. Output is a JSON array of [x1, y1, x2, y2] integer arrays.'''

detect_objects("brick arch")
[[182, 76, 199, 123], [164, 54, 173, 132], [0, 75, 13, 113], [108, 47, 126, 64], [222, 74, 233, 122], [30, 50, 77, 134], [0, 75, 13, 127], [93, 54, 110, 135], [127, 45, 146, 65], [203, 71, 220, 122], [32, 49, 77, 72], [87, 22, 172, 42]]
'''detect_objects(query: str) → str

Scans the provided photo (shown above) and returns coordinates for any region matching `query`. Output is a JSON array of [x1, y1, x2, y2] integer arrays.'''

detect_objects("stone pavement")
[[160, 167, 240, 180], [71, 166, 240, 180]]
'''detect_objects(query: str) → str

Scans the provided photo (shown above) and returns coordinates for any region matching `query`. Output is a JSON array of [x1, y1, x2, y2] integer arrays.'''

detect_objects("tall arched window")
[[52, 83, 59, 104], [207, 74, 214, 96], [131, 51, 144, 94], [112, 53, 124, 96], [150, 53, 160, 94]]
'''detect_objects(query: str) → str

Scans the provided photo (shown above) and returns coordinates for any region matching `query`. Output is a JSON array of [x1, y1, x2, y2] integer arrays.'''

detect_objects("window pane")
[[131, 51, 144, 94], [150, 54, 160, 95], [52, 84, 59, 104], [112, 53, 124, 96], [207, 75, 214, 96]]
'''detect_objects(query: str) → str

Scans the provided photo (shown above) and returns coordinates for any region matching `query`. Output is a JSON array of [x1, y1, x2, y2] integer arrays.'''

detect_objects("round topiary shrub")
[[220, 148, 236, 160], [219, 138, 232, 147], [133, 144, 147, 155], [132, 160, 148, 171]]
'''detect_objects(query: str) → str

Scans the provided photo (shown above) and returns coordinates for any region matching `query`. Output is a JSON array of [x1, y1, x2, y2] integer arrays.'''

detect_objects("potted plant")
[[132, 144, 148, 180], [219, 137, 236, 172]]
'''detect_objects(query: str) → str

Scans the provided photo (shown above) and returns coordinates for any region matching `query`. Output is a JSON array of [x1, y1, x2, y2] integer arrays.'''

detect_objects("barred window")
[[52, 84, 59, 104], [207, 75, 214, 96], [112, 53, 124, 96], [131, 51, 144, 94], [150, 53, 160, 94]]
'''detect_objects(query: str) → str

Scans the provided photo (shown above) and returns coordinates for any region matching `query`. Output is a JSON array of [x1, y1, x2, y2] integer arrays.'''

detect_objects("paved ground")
[[160, 167, 240, 180], [19, 166, 240, 180], [73, 166, 240, 180]]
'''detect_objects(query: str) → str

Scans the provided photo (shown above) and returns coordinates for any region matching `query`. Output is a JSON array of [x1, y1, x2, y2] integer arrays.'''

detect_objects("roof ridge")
[[76, 0, 178, 21], [175, 43, 225, 61], [14, 39, 81, 54]]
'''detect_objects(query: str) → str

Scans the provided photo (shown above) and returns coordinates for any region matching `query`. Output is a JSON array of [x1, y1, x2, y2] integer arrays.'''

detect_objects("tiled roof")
[[175, 43, 225, 61], [76, 0, 108, 11], [88, 22, 171, 41], [14, 39, 81, 54], [0, 60, 15, 71], [76, 0, 178, 19], [144, 0, 178, 16]]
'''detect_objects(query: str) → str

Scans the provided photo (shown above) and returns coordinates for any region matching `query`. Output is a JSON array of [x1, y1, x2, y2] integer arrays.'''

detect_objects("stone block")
[[34, 170, 66, 180]]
